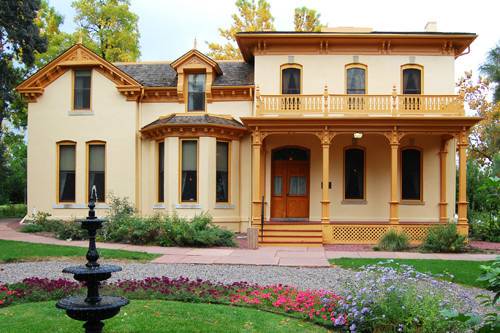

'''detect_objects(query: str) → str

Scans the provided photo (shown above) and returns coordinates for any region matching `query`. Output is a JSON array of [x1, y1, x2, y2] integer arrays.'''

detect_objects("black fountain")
[[56, 187, 128, 333]]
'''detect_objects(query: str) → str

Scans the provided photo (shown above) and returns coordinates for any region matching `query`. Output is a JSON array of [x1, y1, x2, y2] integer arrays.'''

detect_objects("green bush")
[[421, 223, 467, 253], [22, 212, 86, 240], [470, 212, 500, 242], [0, 204, 27, 218], [376, 229, 410, 251], [20, 224, 44, 233]]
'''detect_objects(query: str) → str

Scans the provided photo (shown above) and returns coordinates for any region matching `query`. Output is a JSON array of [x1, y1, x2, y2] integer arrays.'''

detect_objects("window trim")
[[86, 140, 106, 203], [280, 63, 303, 95], [157, 140, 165, 203], [179, 138, 199, 203], [401, 64, 424, 94], [216, 140, 231, 204], [342, 145, 367, 203], [184, 72, 207, 113], [56, 140, 77, 204], [72, 69, 92, 111], [400, 146, 424, 204], [345, 63, 368, 94]]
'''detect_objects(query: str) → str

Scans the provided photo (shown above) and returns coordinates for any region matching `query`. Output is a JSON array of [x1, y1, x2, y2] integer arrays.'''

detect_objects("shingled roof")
[[142, 114, 246, 131], [116, 62, 254, 87]]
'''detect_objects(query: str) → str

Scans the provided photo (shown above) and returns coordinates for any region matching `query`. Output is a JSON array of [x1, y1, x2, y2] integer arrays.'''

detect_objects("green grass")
[[329, 258, 494, 288], [0, 300, 328, 333], [0, 204, 26, 218], [0, 239, 159, 263]]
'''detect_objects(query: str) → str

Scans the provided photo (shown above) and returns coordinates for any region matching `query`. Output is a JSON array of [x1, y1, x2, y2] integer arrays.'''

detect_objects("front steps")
[[255, 223, 323, 247]]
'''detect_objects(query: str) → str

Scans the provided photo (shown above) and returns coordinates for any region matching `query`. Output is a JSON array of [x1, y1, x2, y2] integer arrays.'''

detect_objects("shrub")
[[20, 224, 44, 233], [0, 204, 27, 218], [54, 220, 86, 240], [421, 223, 467, 253], [376, 229, 410, 251], [470, 212, 500, 242], [22, 212, 86, 240]]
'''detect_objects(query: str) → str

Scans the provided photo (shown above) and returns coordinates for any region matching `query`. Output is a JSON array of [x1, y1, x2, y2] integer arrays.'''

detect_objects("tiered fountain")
[[57, 187, 128, 333]]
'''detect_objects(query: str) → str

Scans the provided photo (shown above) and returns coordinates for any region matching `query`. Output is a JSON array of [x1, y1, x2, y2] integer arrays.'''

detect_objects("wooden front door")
[[271, 148, 310, 219]]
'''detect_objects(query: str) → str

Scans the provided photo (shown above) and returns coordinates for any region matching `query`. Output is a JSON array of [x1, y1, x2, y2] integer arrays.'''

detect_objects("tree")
[[457, 71, 500, 167], [294, 6, 323, 32], [479, 42, 500, 103], [0, 0, 47, 203], [72, 0, 140, 62], [207, 0, 275, 60]]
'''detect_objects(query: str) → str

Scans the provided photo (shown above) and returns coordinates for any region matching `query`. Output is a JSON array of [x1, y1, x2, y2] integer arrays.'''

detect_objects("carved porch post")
[[317, 129, 335, 224], [439, 137, 449, 223], [457, 129, 468, 226], [252, 129, 263, 225], [388, 129, 400, 224]]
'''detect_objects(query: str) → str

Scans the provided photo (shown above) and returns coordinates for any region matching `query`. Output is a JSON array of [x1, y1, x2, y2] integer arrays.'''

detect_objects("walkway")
[[0, 219, 496, 267]]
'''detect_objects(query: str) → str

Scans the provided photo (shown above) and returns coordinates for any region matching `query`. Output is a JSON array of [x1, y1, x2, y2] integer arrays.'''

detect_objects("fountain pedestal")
[[56, 190, 128, 333]]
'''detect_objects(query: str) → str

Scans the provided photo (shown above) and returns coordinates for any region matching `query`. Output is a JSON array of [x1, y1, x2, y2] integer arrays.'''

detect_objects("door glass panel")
[[273, 176, 282, 196], [289, 176, 306, 195]]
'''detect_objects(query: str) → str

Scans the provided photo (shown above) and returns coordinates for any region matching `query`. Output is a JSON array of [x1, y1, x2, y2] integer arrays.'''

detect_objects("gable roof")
[[116, 61, 254, 87], [170, 49, 222, 74]]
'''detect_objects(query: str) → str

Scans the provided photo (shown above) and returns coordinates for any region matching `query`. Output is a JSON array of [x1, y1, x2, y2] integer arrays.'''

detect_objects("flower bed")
[[0, 264, 482, 333]]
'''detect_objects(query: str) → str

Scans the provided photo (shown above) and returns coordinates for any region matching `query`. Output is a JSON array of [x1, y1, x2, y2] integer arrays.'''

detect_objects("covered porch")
[[241, 116, 480, 246]]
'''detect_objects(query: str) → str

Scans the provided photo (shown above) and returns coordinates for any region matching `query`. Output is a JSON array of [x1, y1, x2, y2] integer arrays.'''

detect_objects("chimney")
[[424, 21, 437, 32]]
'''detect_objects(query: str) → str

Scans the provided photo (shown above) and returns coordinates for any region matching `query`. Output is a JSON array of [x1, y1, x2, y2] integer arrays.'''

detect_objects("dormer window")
[[402, 66, 422, 94], [187, 73, 206, 111], [346, 65, 366, 94], [281, 65, 301, 94], [73, 69, 91, 110]]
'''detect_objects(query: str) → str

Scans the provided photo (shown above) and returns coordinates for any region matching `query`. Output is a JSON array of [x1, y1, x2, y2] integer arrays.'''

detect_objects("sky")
[[50, 0, 499, 80]]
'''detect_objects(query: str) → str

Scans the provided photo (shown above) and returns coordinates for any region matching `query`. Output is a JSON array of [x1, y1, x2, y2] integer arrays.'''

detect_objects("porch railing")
[[256, 93, 464, 116]]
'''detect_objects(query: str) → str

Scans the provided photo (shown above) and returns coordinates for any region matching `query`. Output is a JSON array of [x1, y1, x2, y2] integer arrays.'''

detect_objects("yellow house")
[[17, 27, 481, 246]]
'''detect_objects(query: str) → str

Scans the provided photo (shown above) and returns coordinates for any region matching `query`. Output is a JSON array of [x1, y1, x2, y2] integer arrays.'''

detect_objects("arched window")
[[344, 148, 365, 200], [281, 65, 301, 94], [346, 64, 367, 94], [402, 65, 422, 94], [401, 148, 422, 201]]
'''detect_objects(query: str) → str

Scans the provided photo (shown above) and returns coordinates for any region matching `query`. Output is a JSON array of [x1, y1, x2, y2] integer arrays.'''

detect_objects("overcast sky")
[[51, 0, 498, 80]]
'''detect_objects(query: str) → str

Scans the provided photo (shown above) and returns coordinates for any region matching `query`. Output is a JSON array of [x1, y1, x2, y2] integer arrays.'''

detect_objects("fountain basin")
[[57, 295, 129, 322], [63, 264, 122, 282]]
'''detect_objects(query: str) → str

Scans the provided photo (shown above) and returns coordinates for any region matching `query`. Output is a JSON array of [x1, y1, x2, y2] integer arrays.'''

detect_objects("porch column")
[[318, 130, 334, 224], [389, 130, 400, 224], [457, 129, 468, 225], [251, 130, 263, 225], [439, 138, 449, 223]]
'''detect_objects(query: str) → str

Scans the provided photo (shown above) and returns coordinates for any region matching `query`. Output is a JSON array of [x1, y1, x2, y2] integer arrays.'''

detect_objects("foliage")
[[1, 133, 27, 204], [0, 203, 26, 218], [480, 42, 500, 103], [26, 211, 86, 240], [294, 7, 323, 32], [0, 239, 158, 263], [470, 212, 500, 242], [478, 257, 500, 304], [72, 0, 140, 62], [457, 72, 500, 166], [330, 258, 492, 288], [20, 223, 44, 233], [375, 229, 410, 251], [207, 0, 274, 60], [421, 223, 467, 253]]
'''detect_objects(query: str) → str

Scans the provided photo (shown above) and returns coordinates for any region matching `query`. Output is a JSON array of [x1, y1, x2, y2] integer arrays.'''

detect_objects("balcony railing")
[[256, 93, 464, 116]]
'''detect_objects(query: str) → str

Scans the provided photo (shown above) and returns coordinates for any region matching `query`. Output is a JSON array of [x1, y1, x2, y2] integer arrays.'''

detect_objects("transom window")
[[344, 148, 365, 200], [158, 142, 164, 202], [187, 73, 206, 111], [58, 143, 76, 202], [74, 69, 91, 109], [281, 66, 301, 94], [346, 67, 366, 94], [88, 142, 105, 202], [401, 148, 422, 200], [181, 140, 198, 202], [402, 67, 422, 94], [216, 141, 229, 203]]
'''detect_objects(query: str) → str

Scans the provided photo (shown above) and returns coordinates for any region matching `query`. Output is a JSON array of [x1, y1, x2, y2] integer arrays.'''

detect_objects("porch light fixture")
[[353, 132, 363, 139]]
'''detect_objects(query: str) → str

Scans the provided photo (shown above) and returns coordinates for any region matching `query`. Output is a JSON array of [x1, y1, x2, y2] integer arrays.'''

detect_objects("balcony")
[[256, 93, 464, 116]]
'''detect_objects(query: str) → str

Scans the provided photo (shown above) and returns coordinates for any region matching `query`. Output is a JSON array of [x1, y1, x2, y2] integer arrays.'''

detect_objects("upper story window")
[[402, 65, 422, 94], [344, 148, 365, 200], [58, 142, 76, 203], [281, 65, 301, 94], [74, 69, 91, 110], [401, 148, 422, 201], [187, 73, 206, 111], [87, 142, 106, 202], [346, 65, 367, 94]]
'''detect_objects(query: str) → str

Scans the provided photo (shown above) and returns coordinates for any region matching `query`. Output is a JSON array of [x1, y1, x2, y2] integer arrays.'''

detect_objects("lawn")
[[0, 239, 159, 263], [329, 258, 494, 288], [0, 300, 328, 333]]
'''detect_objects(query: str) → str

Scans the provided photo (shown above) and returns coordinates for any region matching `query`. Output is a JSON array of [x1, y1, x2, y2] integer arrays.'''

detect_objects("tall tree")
[[479, 42, 500, 103], [457, 71, 500, 166], [0, 0, 47, 203], [207, 0, 275, 60], [72, 0, 140, 62], [294, 6, 323, 32]]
